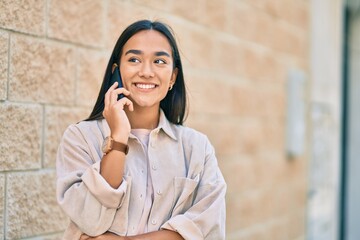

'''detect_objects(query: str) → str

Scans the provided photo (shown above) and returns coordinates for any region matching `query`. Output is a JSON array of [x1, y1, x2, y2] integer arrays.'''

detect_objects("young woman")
[[56, 20, 226, 240]]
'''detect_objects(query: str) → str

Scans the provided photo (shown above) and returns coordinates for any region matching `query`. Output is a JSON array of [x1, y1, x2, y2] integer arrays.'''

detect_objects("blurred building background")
[[0, 0, 358, 239]]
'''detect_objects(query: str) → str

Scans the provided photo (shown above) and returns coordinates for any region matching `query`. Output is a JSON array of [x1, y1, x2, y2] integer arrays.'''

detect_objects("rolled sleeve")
[[161, 215, 203, 240], [81, 161, 128, 209]]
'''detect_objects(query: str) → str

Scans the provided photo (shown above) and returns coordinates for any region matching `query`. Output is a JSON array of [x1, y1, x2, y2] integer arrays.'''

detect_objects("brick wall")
[[0, 0, 310, 239]]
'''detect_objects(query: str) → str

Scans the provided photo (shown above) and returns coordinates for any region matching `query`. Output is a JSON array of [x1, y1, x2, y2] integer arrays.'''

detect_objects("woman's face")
[[119, 30, 177, 110]]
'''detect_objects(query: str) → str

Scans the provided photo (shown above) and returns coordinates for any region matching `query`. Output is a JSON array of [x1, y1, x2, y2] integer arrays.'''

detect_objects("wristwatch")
[[102, 136, 129, 155]]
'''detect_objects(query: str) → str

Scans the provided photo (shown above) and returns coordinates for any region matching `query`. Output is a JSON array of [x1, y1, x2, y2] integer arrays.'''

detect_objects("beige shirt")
[[130, 128, 152, 234], [56, 110, 227, 240]]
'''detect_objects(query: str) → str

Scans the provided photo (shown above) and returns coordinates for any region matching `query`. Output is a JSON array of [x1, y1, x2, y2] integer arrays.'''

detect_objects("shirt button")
[[152, 165, 157, 170], [151, 219, 157, 225], [157, 190, 162, 195]]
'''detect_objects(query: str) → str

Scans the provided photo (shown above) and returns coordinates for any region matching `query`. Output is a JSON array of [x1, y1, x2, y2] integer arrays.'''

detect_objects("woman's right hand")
[[102, 82, 133, 144]]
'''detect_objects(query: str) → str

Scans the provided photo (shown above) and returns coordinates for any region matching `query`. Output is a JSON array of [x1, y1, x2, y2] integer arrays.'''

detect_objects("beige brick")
[[264, 0, 310, 32], [242, 47, 287, 83], [0, 103, 42, 171], [76, 49, 108, 107], [178, 27, 216, 69], [9, 35, 76, 104], [48, 0, 105, 47], [231, 83, 261, 117], [105, 1, 157, 49], [6, 171, 68, 239], [0, 0, 45, 35], [259, 117, 286, 153], [0, 174, 4, 239], [220, 157, 265, 195], [133, 0, 170, 12], [0, 31, 8, 100], [271, 22, 308, 59], [234, 190, 277, 229], [274, 154, 306, 184], [263, 219, 287, 240], [187, 72, 233, 115], [288, 210, 306, 239], [198, 0, 227, 31], [231, 84, 286, 119], [44, 106, 90, 168], [168, 1, 200, 23], [225, 194, 244, 233], [41, 233, 64, 240], [186, 113, 246, 156], [227, 182, 305, 233], [226, 190, 283, 234], [229, 2, 275, 48], [213, 37, 244, 77]]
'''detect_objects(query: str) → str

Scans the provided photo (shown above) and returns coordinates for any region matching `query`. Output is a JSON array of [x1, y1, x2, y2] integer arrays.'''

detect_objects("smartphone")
[[110, 65, 125, 100]]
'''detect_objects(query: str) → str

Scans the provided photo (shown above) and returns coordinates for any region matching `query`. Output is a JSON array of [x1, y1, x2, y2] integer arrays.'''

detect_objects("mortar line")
[[0, 27, 102, 50], [41, 103, 46, 169], [45, 0, 49, 38], [3, 173, 7, 239], [6, 31, 10, 101]]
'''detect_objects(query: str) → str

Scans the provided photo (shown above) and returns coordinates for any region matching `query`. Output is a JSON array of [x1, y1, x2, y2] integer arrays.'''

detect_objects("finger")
[[114, 97, 134, 112], [80, 234, 90, 240], [110, 88, 130, 102], [104, 82, 118, 108], [110, 88, 131, 105], [110, 89, 118, 105], [110, 81, 118, 89], [126, 99, 134, 112], [112, 87, 130, 96]]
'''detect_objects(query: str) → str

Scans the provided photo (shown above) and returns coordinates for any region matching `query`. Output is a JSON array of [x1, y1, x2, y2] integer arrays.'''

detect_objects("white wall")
[[307, 0, 343, 239]]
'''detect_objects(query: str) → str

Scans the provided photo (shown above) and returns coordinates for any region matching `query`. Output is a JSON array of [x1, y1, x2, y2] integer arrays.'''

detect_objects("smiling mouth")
[[134, 83, 157, 89]]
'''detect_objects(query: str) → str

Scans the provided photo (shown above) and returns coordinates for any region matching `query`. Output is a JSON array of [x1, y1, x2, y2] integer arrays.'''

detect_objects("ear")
[[170, 68, 178, 86]]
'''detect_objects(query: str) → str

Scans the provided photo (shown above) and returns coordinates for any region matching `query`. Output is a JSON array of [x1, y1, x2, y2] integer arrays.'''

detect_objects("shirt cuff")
[[81, 161, 128, 208], [161, 215, 203, 240]]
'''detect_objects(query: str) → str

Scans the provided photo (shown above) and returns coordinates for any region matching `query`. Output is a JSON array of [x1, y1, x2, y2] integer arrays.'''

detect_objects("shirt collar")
[[100, 109, 177, 141], [157, 109, 177, 140]]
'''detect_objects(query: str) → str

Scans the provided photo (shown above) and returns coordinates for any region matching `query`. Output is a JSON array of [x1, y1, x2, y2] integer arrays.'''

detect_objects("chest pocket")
[[171, 175, 199, 216]]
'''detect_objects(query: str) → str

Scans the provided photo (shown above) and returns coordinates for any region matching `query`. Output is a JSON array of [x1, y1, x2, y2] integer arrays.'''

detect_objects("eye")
[[129, 57, 140, 63], [154, 59, 166, 64]]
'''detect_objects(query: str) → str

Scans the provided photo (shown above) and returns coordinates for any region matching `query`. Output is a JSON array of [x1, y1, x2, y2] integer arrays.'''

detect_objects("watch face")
[[102, 136, 112, 154]]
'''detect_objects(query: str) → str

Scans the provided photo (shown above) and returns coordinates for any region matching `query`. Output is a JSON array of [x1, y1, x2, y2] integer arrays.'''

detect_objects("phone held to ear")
[[111, 64, 124, 100]]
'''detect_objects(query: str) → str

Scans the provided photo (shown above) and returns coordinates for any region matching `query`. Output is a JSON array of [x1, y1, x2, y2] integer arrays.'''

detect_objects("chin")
[[133, 99, 159, 109], [132, 95, 164, 109]]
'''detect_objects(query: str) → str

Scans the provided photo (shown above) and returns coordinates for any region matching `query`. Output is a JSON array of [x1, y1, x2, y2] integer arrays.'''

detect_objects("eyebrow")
[[125, 49, 171, 57]]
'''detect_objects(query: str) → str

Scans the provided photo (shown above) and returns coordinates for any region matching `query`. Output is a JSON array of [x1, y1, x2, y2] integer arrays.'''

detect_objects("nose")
[[138, 62, 155, 78]]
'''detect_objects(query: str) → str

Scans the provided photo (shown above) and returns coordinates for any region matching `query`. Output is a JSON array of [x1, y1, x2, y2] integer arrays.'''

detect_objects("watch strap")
[[111, 139, 129, 155]]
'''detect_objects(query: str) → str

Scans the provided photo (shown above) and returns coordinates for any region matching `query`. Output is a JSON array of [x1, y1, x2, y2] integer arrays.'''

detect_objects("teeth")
[[135, 83, 156, 89]]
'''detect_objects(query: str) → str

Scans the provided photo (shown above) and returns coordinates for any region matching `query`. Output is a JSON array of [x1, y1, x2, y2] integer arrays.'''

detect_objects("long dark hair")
[[85, 20, 187, 125]]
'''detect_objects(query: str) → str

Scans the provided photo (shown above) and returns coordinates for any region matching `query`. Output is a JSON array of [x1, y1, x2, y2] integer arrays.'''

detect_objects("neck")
[[125, 106, 160, 130]]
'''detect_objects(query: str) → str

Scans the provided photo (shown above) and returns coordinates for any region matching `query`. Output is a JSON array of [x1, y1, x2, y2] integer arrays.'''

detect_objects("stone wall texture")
[[0, 0, 311, 239]]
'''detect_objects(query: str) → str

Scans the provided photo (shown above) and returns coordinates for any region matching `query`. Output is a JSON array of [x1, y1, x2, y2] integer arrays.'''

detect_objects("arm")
[[80, 230, 184, 240], [56, 125, 131, 236], [161, 137, 227, 240], [100, 82, 133, 188]]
